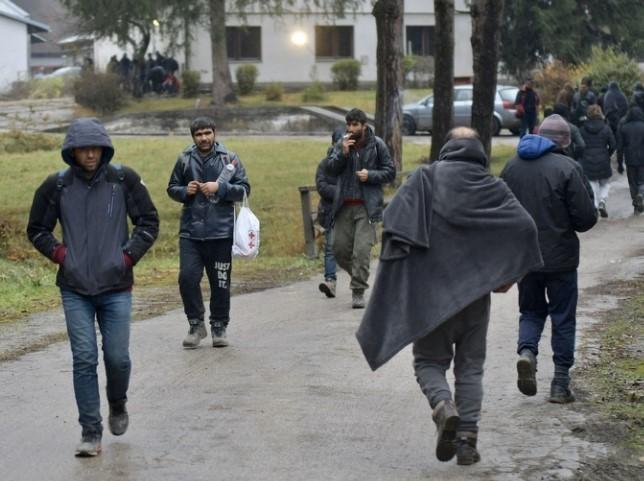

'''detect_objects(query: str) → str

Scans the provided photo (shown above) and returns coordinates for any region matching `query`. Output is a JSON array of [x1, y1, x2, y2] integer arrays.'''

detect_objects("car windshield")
[[499, 87, 519, 102]]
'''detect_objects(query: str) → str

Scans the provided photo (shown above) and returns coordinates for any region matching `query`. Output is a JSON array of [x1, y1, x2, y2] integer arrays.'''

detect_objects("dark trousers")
[[517, 270, 578, 370], [179, 237, 233, 326], [626, 166, 644, 205], [519, 111, 538, 137]]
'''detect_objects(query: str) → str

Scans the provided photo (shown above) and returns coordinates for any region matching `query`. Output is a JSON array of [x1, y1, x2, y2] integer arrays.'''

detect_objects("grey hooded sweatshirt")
[[27, 118, 159, 296]]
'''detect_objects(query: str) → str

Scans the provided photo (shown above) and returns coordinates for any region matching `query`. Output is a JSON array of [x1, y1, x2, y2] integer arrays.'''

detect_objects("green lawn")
[[117, 88, 430, 116], [0, 134, 442, 323]]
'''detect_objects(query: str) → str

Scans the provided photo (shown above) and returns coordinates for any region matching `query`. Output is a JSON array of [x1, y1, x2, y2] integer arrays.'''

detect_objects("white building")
[[0, 0, 49, 91], [87, 0, 474, 85]]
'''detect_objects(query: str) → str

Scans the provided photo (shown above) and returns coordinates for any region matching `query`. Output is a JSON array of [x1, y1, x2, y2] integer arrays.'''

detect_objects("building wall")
[[0, 15, 29, 91]]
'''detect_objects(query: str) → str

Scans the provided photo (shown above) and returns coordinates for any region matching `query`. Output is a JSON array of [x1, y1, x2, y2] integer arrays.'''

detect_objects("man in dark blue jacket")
[[27, 118, 159, 457], [325, 109, 395, 308], [501, 115, 597, 404], [167, 117, 250, 349]]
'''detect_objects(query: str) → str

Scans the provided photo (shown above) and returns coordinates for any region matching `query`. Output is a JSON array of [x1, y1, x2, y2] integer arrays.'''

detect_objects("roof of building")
[[0, 0, 49, 32]]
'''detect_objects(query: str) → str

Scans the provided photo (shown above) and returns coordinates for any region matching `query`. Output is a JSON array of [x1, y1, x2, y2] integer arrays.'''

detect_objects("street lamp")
[[290, 30, 308, 48]]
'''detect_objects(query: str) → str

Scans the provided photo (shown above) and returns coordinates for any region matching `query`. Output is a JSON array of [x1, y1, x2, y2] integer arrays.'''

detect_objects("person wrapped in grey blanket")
[[356, 127, 543, 466]]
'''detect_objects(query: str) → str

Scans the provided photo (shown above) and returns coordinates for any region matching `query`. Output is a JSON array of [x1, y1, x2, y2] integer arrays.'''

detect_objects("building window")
[[227, 26, 261, 61], [406, 26, 434, 56], [314, 26, 354, 59]]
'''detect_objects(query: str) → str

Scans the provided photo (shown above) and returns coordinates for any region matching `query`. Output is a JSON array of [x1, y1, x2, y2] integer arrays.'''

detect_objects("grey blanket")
[[356, 138, 543, 371]]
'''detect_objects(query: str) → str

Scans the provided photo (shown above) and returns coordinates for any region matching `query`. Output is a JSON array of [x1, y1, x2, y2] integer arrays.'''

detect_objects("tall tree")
[[372, 0, 403, 172], [430, 0, 455, 161], [208, 0, 237, 105], [470, 0, 504, 157]]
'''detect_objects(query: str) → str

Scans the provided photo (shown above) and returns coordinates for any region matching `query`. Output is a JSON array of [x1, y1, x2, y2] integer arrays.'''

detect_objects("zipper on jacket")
[[107, 184, 116, 217]]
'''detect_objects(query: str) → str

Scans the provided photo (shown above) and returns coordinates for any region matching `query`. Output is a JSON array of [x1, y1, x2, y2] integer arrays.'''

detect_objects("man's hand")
[[493, 283, 514, 293], [186, 180, 200, 196], [356, 169, 369, 182], [342, 136, 356, 155], [199, 181, 219, 195]]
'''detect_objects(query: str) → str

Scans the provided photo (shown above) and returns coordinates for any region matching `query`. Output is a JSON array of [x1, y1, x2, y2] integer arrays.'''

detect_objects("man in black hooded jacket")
[[27, 118, 159, 457]]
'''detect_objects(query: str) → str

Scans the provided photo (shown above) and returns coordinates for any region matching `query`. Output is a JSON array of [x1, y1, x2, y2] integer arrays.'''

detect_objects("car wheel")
[[402, 115, 416, 136], [492, 117, 501, 136]]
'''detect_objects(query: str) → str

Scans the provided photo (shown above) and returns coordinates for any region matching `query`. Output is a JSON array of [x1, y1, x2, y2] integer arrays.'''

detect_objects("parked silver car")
[[402, 84, 521, 136]]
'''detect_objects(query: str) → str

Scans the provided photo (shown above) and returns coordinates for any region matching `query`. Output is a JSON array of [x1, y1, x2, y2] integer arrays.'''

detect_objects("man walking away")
[[571, 77, 597, 127], [357, 128, 542, 465], [316, 127, 343, 298], [325, 108, 395, 308], [501, 115, 597, 404], [603, 81, 628, 138], [167, 117, 250, 349], [617, 106, 644, 215], [27, 118, 159, 457], [552, 103, 585, 161], [515, 77, 540, 137]]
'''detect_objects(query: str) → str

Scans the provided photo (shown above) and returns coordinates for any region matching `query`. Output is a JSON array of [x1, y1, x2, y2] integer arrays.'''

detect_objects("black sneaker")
[[212, 323, 229, 348], [182, 321, 207, 349], [432, 399, 460, 462], [75, 432, 102, 457], [108, 400, 129, 436], [456, 432, 480, 466], [516, 349, 537, 396], [598, 200, 608, 218], [548, 382, 576, 404]]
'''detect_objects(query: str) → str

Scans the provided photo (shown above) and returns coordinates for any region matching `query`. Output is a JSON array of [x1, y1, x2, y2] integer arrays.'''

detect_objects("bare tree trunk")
[[129, 29, 150, 99], [470, 0, 504, 157], [183, 14, 192, 71], [208, 0, 236, 105], [430, 0, 455, 161], [372, 0, 404, 172]]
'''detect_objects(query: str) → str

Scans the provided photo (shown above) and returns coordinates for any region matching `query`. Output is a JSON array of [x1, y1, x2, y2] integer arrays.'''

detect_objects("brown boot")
[[456, 431, 480, 466], [432, 399, 460, 462]]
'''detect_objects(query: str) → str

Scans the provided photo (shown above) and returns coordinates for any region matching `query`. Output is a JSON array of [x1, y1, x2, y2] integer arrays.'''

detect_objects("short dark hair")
[[190, 117, 216, 135], [345, 108, 367, 125]]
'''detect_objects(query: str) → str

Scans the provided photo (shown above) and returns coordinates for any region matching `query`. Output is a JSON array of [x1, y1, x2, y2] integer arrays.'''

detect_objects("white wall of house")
[[0, 15, 29, 91], [90, 0, 475, 85]]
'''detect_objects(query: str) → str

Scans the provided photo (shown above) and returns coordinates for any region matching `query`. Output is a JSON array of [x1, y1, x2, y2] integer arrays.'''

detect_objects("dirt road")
[[0, 174, 642, 481]]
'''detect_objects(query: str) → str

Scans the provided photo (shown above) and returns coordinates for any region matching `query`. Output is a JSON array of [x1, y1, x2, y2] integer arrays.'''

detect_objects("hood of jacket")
[[517, 134, 556, 160], [438, 137, 488, 168], [583, 118, 606, 134], [61, 118, 115, 169], [626, 106, 644, 123]]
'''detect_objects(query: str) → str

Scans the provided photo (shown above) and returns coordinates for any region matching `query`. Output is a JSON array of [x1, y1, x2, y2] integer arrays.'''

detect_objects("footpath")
[[0, 174, 642, 481]]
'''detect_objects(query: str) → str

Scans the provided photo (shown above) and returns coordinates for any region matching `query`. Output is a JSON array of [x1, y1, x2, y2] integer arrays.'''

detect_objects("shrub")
[[0, 130, 60, 154], [264, 82, 283, 101], [181, 70, 201, 98], [402, 55, 434, 88], [29, 77, 72, 99], [302, 82, 326, 102], [573, 46, 643, 98], [532, 60, 577, 107], [331, 59, 361, 90], [73, 72, 125, 115], [236, 64, 259, 95]]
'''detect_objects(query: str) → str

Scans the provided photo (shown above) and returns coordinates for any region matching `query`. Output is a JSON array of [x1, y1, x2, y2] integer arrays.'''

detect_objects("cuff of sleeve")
[[217, 181, 229, 199]]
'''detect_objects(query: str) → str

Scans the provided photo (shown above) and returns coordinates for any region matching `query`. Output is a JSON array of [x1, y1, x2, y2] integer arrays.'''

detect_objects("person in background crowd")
[[617, 106, 644, 215], [571, 77, 597, 126], [555, 83, 575, 112], [603, 81, 629, 138], [515, 77, 540, 137], [579, 105, 616, 218], [552, 103, 586, 161]]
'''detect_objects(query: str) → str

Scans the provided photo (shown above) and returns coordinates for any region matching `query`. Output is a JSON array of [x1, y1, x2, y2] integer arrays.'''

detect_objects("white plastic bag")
[[232, 192, 260, 259]]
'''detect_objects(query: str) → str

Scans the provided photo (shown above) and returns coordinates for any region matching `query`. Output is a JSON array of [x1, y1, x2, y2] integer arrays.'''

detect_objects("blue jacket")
[[167, 142, 250, 240], [501, 135, 597, 272], [27, 118, 159, 295]]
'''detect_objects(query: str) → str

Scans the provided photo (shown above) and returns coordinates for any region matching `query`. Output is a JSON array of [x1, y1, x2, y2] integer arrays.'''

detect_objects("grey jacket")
[[167, 143, 250, 240], [325, 127, 395, 223], [27, 118, 159, 296]]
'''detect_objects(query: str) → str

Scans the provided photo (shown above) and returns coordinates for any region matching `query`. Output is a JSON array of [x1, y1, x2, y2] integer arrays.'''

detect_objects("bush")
[[73, 72, 125, 114], [331, 59, 361, 90], [181, 70, 201, 98], [236, 64, 259, 95], [532, 60, 577, 107], [5, 77, 74, 101], [302, 82, 326, 102], [264, 82, 283, 101], [573, 46, 643, 98], [402, 55, 434, 88], [0, 130, 60, 154]]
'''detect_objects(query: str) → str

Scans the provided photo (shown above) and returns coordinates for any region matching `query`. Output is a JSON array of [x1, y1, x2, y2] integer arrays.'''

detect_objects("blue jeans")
[[323, 228, 337, 281], [61, 289, 132, 435], [517, 270, 578, 370]]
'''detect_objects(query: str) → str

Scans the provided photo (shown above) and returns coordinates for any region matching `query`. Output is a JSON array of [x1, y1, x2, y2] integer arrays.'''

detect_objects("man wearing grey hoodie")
[[27, 118, 159, 457]]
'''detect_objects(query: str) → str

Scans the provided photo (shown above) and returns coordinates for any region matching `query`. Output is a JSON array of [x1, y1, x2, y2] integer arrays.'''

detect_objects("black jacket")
[[315, 147, 337, 230], [579, 119, 616, 180], [603, 82, 628, 127], [27, 118, 159, 296], [167, 142, 250, 240], [325, 127, 395, 223], [572, 90, 597, 126], [501, 135, 597, 273], [617, 107, 644, 168]]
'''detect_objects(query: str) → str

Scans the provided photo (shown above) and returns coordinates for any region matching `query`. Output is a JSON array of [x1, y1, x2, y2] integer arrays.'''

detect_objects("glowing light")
[[290, 30, 307, 47]]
